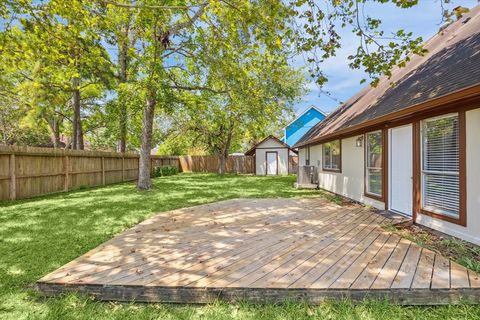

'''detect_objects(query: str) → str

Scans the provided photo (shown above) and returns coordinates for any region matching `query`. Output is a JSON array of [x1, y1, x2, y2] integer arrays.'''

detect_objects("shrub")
[[153, 165, 178, 177]]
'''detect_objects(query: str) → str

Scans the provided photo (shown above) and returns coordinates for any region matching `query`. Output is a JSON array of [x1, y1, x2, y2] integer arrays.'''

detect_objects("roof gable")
[[284, 106, 327, 146], [296, 6, 480, 147], [245, 135, 296, 156], [286, 106, 327, 129]]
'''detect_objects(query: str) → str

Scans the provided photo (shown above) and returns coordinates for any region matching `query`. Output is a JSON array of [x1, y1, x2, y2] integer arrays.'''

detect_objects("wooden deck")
[[36, 198, 480, 305]]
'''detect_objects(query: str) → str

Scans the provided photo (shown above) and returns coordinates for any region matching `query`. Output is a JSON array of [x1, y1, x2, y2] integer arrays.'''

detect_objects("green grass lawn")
[[0, 173, 479, 320]]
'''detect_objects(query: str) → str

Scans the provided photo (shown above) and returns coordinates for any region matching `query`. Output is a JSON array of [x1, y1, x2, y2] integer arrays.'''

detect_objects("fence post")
[[9, 153, 16, 200], [121, 157, 125, 182], [101, 157, 105, 185], [64, 155, 69, 192]]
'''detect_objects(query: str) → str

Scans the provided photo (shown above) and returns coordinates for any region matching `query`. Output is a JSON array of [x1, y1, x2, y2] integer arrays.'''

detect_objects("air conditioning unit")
[[297, 166, 318, 185]]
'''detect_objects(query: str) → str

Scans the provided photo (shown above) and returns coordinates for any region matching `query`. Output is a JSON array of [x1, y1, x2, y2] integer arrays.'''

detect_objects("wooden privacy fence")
[[0, 146, 178, 201], [289, 155, 298, 174], [178, 155, 254, 174]]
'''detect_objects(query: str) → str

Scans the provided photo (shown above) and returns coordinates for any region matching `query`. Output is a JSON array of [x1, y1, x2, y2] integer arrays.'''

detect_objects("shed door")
[[266, 152, 278, 175], [389, 125, 413, 216]]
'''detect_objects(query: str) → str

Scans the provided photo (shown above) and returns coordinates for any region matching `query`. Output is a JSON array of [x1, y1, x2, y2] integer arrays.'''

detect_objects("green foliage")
[[153, 165, 178, 177], [289, 0, 451, 86], [0, 0, 460, 156]]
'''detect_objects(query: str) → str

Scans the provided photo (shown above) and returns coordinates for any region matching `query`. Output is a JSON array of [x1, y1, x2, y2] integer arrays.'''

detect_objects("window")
[[421, 114, 459, 218], [323, 140, 341, 171], [305, 147, 310, 165], [365, 131, 383, 197]]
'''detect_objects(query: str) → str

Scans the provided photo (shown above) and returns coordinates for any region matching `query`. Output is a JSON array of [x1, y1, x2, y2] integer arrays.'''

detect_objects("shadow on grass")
[[1, 173, 479, 319]]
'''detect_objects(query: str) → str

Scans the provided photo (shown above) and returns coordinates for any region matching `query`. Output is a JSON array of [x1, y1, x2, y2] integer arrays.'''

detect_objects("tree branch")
[[99, 0, 205, 10], [167, 2, 209, 37], [168, 84, 227, 94]]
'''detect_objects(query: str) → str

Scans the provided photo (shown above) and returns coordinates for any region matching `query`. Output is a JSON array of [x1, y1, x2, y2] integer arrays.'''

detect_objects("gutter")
[[294, 83, 480, 148]]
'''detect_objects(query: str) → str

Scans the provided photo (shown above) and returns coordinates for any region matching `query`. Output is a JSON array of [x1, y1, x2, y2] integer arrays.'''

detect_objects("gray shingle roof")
[[295, 6, 480, 148]]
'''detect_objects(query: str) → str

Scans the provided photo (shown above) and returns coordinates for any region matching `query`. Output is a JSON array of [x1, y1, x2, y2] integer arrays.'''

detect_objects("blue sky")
[[293, 0, 478, 115]]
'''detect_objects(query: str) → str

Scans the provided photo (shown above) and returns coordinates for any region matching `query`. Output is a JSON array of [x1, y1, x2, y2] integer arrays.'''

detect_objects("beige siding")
[[257, 139, 285, 148], [298, 148, 307, 166], [310, 145, 322, 167], [416, 108, 480, 245], [316, 136, 385, 210], [298, 145, 322, 167]]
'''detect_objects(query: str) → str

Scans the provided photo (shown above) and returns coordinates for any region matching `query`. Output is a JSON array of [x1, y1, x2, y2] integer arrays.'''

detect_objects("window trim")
[[322, 139, 342, 173], [415, 111, 466, 227], [364, 130, 384, 201]]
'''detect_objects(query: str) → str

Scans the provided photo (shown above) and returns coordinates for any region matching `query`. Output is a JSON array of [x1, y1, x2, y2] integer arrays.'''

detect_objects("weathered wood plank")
[[9, 154, 16, 200], [36, 198, 479, 305], [232, 209, 370, 288], [431, 254, 450, 289], [370, 238, 411, 289], [349, 235, 401, 289], [311, 232, 388, 289], [35, 282, 480, 305], [468, 270, 480, 288], [289, 215, 387, 288], [249, 209, 373, 288], [450, 261, 471, 288], [390, 244, 422, 289], [411, 248, 435, 289]]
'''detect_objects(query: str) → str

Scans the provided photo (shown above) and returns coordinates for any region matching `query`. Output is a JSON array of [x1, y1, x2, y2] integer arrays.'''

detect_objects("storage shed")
[[245, 136, 297, 175]]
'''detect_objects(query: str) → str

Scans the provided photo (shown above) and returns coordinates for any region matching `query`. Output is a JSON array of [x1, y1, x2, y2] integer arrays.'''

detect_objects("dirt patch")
[[383, 222, 480, 273]]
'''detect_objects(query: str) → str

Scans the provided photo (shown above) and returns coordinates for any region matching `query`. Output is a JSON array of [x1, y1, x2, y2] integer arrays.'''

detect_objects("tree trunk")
[[47, 118, 61, 148], [137, 96, 156, 190], [218, 156, 226, 175], [72, 77, 84, 150], [218, 122, 234, 175], [117, 39, 128, 152]]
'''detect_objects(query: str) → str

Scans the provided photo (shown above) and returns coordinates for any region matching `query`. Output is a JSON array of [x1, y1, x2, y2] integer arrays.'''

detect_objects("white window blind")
[[366, 131, 382, 197], [421, 114, 459, 218]]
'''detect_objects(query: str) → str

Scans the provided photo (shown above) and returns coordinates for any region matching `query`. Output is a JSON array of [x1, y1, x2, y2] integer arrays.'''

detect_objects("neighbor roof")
[[245, 135, 297, 156], [295, 5, 480, 148], [284, 105, 328, 129]]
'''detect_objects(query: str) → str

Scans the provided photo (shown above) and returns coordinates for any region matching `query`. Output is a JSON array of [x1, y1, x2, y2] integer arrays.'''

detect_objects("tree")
[[104, 0, 300, 187], [170, 52, 304, 173], [1, 0, 461, 187], [1, 0, 113, 149], [102, 3, 139, 152]]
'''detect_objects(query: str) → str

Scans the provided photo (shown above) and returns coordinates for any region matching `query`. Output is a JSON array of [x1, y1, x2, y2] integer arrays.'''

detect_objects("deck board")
[[36, 198, 480, 305]]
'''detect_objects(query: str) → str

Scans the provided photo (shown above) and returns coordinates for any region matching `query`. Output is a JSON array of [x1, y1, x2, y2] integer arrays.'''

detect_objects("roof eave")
[[294, 83, 480, 148]]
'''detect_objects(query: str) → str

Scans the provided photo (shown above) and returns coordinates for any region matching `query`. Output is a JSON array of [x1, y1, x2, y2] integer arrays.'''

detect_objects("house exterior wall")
[[253, 138, 289, 175], [298, 145, 321, 167], [310, 145, 322, 167], [285, 108, 326, 146], [318, 137, 385, 210], [298, 137, 384, 209], [416, 107, 480, 245], [298, 148, 307, 166], [297, 107, 480, 245]]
